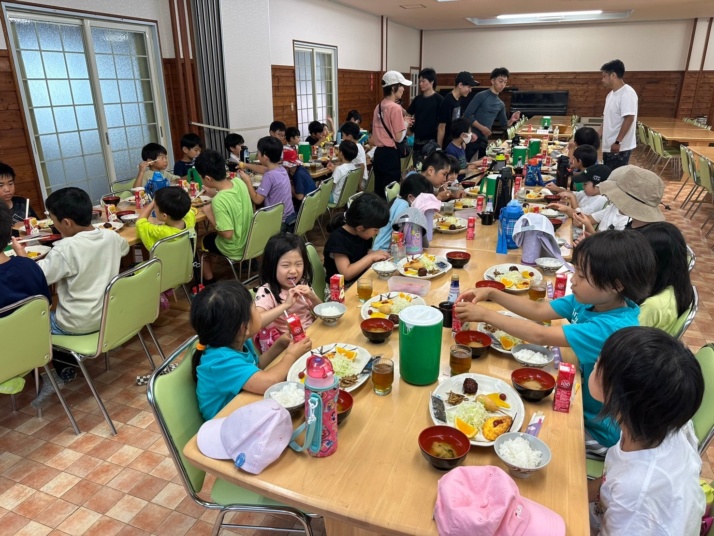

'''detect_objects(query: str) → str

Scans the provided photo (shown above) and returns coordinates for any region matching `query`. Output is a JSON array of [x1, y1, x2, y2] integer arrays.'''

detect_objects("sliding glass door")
[[5, 6, 169, 202]]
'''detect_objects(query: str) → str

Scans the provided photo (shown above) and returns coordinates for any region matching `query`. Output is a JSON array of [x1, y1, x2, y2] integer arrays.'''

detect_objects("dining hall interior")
[[2, 0, 714, 534]]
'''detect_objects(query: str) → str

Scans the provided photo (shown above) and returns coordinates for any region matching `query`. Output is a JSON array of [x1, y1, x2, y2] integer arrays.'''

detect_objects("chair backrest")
[[651, 131, 664, 156], [672, 286, 698, 340], [645, 127, 656, 151], [679, 144, 690, 180], [316, 177, 334, 219], [293, 189, 320, 237], [0, 296, 52, 382], [698, 157, 714, 192], [147, 336, 206, 496], [306, 242, 326, 300], [686, 244, 696, 272], [364, 168, 375, 194], [243, 203, 284, 261], [385, 181, 400, 204], [150, 230, 194, 293], [636, 123, 646, 146], [685, 147, 700, 185], [347, 191, 362, 209], [102, 258, 163, 352], [693, 343, 714, 455], [332, 168, 362, 209]]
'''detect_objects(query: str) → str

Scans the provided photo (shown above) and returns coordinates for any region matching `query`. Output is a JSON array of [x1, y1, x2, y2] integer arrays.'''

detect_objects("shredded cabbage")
[[446, 400, 488, 430], [329, 353, 357, 378]]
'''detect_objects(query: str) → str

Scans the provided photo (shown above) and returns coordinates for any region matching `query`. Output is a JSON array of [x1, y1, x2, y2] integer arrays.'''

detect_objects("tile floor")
[[1, 150, 713, 535]]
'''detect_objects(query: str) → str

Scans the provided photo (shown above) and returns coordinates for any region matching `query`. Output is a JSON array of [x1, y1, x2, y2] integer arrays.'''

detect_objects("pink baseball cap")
[[434, 466, 565, 536], [197, 399, 293, 474]]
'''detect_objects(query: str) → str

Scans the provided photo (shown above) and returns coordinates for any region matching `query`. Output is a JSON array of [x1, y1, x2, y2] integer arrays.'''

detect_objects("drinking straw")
[[25, 199, 30, 220]]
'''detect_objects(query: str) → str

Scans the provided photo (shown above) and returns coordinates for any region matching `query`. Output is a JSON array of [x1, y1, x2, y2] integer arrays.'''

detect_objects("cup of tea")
[[357, 278, 373, 303], [371, 358, 394, 395], [450, 344, 472, 376], [437, 301, 454, 328], [528, 280, 547, 302]]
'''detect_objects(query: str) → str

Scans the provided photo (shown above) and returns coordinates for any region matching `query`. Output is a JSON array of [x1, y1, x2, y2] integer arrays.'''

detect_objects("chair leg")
[[35, 368, 42, 418], [681, 185, 700, 210], [145, 324, 165, 362], [181, 284, 193, 302], [673, 176, 691, 200], [10, 394, 17, 412], [104, 352, 110, 371], [138, 330, 157, 369], [700, 208, 714, 230], [211, 509, 229, 536], [75, 358, 116, 435], [43, 364, 80, 435], [685, 189, 706, 218], [226, 258, 239, 280]]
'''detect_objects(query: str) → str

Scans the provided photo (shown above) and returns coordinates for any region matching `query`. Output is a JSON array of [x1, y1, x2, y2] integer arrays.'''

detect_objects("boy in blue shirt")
[[455, 230, 656, 458]]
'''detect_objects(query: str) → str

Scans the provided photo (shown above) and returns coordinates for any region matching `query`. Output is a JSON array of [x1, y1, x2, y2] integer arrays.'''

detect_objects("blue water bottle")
[[144, 171, 170, 200], [499, 200, 524, 250]]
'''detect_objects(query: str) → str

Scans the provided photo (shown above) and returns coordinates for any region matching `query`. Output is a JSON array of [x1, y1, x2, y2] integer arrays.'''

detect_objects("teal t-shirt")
[[550, 294, 640, 448], [196, 340, 260, 420]]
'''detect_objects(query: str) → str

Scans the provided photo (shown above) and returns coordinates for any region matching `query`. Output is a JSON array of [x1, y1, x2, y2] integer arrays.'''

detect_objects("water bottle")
[[303, 356, 338, 458], [447, 273, 460, 304], [499, 199, 525, 250], [144, 171, 169, 200]]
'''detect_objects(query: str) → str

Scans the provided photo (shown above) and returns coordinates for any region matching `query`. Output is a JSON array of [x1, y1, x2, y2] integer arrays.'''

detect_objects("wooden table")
[[647, 126, 714, 147], [688, 146, 714, 162], [639, 117, 710, 129], [517, 116, 573, 140], [183, 242, 589, 535]]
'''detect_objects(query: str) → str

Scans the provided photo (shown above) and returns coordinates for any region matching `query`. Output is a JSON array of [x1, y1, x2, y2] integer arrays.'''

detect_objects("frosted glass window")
[[70, 79, 92, 105], [20, 50, 44, 78], [38, 134, 61, 161], [80, 130, 102, 154], [75, 105, 97, 130], [26, 80, 49, 107], [13, 19, 38, 49], [53, 106, 77, 133], [42, 52, 67, 78], [65, 53, 88, 78], [36, 22, 62, 51], [294, 44, 337, 136], [58, 131, 81, 158], [47, 79, 72, 106], [33, 108, 56, 135]]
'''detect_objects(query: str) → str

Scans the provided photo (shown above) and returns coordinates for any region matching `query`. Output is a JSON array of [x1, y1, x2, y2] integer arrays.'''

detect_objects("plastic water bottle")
[[303, 356, 338, 458], [447, 273, 460, 304], [500, 199, 525, 250]]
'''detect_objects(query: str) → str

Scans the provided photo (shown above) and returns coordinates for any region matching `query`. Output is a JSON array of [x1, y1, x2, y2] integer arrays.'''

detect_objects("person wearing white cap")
[[371, 70, 412, 199]]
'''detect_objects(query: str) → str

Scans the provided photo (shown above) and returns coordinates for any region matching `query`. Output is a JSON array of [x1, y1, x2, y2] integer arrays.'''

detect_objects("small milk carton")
[[553, 362, 576, 413], [329, 274, 345, 303]]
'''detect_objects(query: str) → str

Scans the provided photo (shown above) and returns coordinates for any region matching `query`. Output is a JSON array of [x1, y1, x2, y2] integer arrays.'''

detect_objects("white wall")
[[386, 20, 420, 73], [422, 20, 693, 73], [269, 0, 381, 70], [0, 0, 175, 57], [221, 0, 274, 148]]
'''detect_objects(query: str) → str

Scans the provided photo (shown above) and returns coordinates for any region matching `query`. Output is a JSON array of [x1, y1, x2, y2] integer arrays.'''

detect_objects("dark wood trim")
[[685, 19, 697, 70], [380, 16, 384, 72], [419, 30, 423, 70], [177, 0, 198, 131], [168, 0, 188, 133]]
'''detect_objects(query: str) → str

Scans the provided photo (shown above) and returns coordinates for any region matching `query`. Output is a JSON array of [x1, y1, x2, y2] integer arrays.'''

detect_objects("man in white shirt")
[[599, 59, 638, 171]]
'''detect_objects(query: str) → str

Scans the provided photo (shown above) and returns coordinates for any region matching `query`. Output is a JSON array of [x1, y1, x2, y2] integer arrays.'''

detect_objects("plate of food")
[[483, 264, 542, 292], [475, 311, 527, 354], [287, 343, 372, 392], [434, 216, 467, 234], [430, 373, 525, 447], [453, 198, 475, 209], [92, 221, 124, 232], [192, 195, 212, 207], [465, 187, 482, 198], [6, 245, 51, 259], [397, 254, 452, 279], [520, 189, 545, 202], [539, 208, 566, 219], [361, 292, 425, 322]]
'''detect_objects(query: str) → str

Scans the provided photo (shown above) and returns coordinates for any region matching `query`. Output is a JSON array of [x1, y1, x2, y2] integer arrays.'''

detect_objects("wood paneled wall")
[[272, 65, 385, 132], [678, 71, 714, 118], [437, 71, 698, 119], [0, 50, 44, 212], [162, 57, 203, 159]]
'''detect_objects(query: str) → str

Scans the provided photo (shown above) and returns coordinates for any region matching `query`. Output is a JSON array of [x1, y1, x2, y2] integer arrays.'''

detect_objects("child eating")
[[191, 280, 312, 420], [135, 143, 180, 187], [588, 327, 705, 535]]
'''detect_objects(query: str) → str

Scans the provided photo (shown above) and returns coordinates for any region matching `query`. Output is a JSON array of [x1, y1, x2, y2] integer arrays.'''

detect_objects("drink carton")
[[285, 314, 306, 342], [553, 362, 576, 413], [466, 217, 475, 240], [329, 274, 345, 303], [554, 273, 568, 299]]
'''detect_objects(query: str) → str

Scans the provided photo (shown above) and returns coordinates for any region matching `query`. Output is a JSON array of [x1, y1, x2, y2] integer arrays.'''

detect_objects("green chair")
[[201, 203, 284, 285], [385, 181, 400, 204], [53, 259, 163, 435], [673, 144, 692, 201], [0, 296, 80, 434], [314, 177, 334, 240], [671, 286, 699, 340], [636, 123, 653, 160], [293, 189, 320, 238], [686, 244, 696, 272], [681, 147, 702, 211], [306, 242, 326, 302], [328, 168, 362, 216], [693, 344, 714, 456], [651, 132, 680, 177], [685, 156, 712, 219], [400, 150, 414, 174], [146, 337, 316, 536], [586, 458, 604, 480], [364, 168, 375, 194], [347, 191, 362, 209], [110, 178, 136, 200], [149, 229, 195, 359]]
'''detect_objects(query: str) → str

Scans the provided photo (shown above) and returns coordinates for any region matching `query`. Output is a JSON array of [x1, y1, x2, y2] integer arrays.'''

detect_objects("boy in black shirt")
[[437, 71, 477, 149], [407, 68, 443, 156]]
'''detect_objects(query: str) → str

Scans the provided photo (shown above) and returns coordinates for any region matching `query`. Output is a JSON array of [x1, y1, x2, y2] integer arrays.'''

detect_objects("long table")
[[516, 116, 573, 140], [640, 118, 714, 147], [183, 231, 589, 535]]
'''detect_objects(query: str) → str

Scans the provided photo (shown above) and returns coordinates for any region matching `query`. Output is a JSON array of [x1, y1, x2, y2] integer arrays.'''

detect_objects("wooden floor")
[[1, 151, 713, 535]]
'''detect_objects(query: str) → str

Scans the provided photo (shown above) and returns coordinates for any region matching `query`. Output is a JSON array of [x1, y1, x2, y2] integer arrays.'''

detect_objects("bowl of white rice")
[[535, 257, 564, 274], [511, 343, 555, 368], [372, 261, 398, 280], [313, 302, 347, 325], [264, 381, 305, 416], [494, 432, 551, 478]]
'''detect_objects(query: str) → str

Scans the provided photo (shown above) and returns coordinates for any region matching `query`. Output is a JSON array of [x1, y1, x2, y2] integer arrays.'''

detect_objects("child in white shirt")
[[588, 327, 705, 536], [328, 140, 359, 204], [339, 121, 368, 187]]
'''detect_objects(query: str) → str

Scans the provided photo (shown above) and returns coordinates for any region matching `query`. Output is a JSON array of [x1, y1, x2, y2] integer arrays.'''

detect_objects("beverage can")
[[553, 362, 576, 413], [189, 182, 198, 198], [476, 194, 485, 213], [514, 176, 523, 195], [286, 314, 306, 342], [329, 274, 345, 303], [311, 145, 318, 159], [481, 157, 488, 168], [466, 217, 475, 240], [177, 179, 188, 192]]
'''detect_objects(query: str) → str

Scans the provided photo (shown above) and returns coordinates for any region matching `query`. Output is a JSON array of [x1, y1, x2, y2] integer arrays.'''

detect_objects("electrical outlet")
[[291, 103, 295, 111]]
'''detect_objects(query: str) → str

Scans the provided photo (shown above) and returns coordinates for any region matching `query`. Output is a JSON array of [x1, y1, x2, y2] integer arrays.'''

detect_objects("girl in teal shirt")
[[191, 281, 312, 420]]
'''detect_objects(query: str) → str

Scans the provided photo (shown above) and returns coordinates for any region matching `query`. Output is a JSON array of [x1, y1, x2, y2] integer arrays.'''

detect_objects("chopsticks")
[[15, 233, 51, 245]]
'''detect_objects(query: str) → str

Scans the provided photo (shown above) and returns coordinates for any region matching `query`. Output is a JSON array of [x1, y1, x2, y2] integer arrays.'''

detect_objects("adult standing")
[[437, 71, 478, 149], [372, 71, 412, 199], [600, 59, 638, 171], [407, 67, 443, 157], [463, 67, 521, 161]]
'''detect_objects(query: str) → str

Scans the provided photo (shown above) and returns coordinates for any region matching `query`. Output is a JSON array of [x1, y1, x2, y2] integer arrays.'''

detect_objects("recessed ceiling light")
[[400, 4, 426, 8], [497, 10, 602, 20], [468, 10, 632, 26]]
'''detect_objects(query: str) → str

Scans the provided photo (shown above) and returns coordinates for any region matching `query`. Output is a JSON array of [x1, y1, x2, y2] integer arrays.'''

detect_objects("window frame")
[[293, 41, 338, 136]]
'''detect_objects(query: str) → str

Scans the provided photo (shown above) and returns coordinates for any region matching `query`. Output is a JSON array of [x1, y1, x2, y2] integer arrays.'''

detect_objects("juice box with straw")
[[329, 274, 345, 303]]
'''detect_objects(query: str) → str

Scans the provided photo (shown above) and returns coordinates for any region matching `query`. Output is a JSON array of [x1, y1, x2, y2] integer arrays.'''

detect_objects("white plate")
[[483, 264, 542, 293], [287, 343, 372, 393], [397, 255, 452, 280], [433, 217, 467, 234], [93, 221, 124, 231], [6, 245, 51, 260], [475, 311, 527, 355], [430, 373, 525, 447], [453, 199, 475, 209], [360, 292, 426, 320], [465, 188, 481, 198]]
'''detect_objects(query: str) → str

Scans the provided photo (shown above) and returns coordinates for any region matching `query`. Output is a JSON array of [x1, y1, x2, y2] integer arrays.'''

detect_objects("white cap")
[[382, 71, 412, 87]]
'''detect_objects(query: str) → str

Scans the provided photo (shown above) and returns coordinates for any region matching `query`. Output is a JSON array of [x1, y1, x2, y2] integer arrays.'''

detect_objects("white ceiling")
[[326, 0, 714, 30]]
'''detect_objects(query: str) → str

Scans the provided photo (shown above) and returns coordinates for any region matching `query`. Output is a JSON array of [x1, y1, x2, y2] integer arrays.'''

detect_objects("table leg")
[[324, 518, 387, 536]]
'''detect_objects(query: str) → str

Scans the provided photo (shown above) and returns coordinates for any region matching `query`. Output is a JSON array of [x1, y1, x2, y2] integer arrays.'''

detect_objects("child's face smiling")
[[276, 249, 305, 289]]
